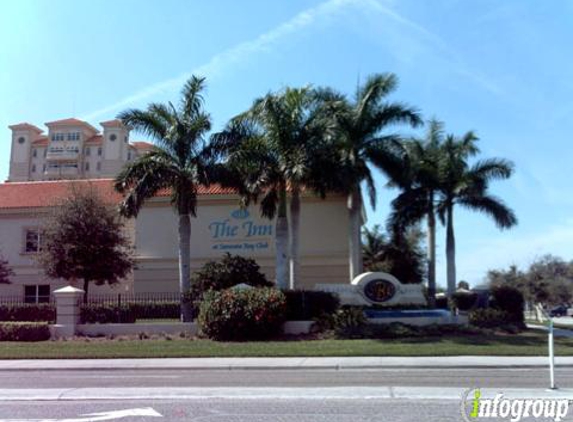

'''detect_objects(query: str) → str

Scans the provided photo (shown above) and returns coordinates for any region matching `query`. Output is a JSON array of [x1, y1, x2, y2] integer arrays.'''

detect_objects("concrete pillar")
[[52, 286, 84, 339]]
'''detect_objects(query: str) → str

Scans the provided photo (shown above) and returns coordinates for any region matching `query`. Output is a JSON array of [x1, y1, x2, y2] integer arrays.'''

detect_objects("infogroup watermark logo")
[[461, 389, 571, 422]]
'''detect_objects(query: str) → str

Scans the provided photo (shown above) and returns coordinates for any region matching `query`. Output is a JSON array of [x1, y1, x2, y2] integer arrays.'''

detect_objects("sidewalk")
[[0, 356, 568, 371]]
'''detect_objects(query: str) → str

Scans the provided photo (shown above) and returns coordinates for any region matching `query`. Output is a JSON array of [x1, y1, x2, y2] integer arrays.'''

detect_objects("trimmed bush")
[[198, 287, 287, 341], [0, 304, 55, 322], [435, 295, 449, 309], [190, 253, 272, 301], [283, 290, 340, 320], [130, 302, 180, 320], [80, 304, 136, 324], [315, 307, 368, 338], [0, 322, 51, 341], [469, 308, 511, 329], [452, 291, 478, 311], [490, 285, 525, 326]]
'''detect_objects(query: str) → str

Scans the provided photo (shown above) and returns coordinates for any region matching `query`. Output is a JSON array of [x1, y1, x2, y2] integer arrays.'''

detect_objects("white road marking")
[[0, 407, 162, 422]]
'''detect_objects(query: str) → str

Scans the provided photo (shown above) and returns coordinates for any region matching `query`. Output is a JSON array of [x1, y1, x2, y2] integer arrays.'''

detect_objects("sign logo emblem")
[[231, 209, 249, 219], [363, 279, 396, 303]]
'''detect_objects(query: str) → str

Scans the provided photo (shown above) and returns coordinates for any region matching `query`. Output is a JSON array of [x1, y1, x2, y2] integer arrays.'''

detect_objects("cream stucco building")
[[1, 118, 353, 301], [0, 179, 350, 301], [8, 118, 152, 182]]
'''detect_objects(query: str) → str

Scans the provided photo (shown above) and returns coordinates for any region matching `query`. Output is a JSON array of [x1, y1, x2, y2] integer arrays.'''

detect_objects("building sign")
[[209, 209, 273, 252], [315, 272, 426, 306], [363, 278, 396, 303]]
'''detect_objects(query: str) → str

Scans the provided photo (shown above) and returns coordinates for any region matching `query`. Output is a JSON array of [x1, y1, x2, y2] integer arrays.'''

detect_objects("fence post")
[[52, 286, 84, 339]]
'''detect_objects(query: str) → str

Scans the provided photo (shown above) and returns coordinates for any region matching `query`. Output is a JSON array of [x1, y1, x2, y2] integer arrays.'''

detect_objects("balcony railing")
[[46, 150, 80, 160]]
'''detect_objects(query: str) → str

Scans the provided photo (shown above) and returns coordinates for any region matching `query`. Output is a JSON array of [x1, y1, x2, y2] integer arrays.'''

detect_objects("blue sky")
[[1, 0, 572, 286]]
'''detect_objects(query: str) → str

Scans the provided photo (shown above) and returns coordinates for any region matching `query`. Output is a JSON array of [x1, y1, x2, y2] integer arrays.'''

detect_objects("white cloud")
[[82, 0, 358, 121], [82, 0, 505, 122]]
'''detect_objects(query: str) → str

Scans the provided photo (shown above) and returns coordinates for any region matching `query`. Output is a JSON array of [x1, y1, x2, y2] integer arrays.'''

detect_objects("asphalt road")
[[0, 398, 471, 422], [0, 367, 569, 389], [0, 368, 572, 421]]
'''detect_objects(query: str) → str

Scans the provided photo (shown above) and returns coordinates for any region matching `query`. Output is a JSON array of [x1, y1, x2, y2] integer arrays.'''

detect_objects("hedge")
[[0, 322, 51, 341], [283, 290, 339, 320], [198, 287, 287, 341], [80, 304, 136, 324], [130, 302, 180, 320], [0, 304, 56, 322]]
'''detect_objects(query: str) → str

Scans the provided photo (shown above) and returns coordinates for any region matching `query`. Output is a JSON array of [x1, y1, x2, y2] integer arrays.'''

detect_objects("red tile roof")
[[8, 123, 43, 133], [32, 137, 49, 146], [45, 118, 98, 133], [0, 179, 237, 210], [85, 135, 103, 144], [131, 141, 154, 150], [100, 119, 124, 127]]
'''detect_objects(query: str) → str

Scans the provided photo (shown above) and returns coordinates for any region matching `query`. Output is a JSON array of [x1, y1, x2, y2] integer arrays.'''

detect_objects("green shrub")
[[469, 308, 511, 329], [130, 301, 180, 320], [452, 291, 478, 311], [198, 287, 286, 341], [0, 304, 56, 322], [283, 290, 339, 320], [190, 253, 272, 302], [0, 322, 51, 341], [315, 307, 367, 338], [80, 304, 136, 323], [435, 295, 449, 309], [490, 285, 525, 326]]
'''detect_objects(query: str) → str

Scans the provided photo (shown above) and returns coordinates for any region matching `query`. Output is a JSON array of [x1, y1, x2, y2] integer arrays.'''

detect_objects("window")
[[109, 134, 117, 141], [51, 133, 64, 141], [85, 147, 91, 156], [124, 136, 128, 143], [31, 164, 36, 173], [24, 285, 50, 304], [17, 137, 25, 144], [32, 149, 37, 158], [96, 162, 101, 171], [43, 149, 47, 158], [97, 147, 102, 156], [42, 164, 46, 173], [24, 229, 40, 253], [67, 132, 80, 141], [127, 151, 132, 161], [85, 162, 90, 171]]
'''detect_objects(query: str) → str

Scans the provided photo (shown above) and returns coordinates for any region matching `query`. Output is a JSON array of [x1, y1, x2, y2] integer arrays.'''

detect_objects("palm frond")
[[458, 193, 518, 229]]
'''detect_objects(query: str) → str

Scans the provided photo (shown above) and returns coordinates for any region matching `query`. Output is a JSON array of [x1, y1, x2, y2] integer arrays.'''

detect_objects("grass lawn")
[[0, 331, 572, 359]]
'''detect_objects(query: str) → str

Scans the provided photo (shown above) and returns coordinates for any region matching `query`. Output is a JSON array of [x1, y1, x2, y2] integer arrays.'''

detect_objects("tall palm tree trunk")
[[348, 185, 363, 281], [275, 185, 290, 289], [427, 193, 436, 307], [178, 212, 193, 322], [445, 203, 456, 299], [289, 187, 301, 290]]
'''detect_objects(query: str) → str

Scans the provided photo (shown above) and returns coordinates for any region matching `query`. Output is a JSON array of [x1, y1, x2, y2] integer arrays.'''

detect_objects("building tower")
[[8, 123, 44, 182]]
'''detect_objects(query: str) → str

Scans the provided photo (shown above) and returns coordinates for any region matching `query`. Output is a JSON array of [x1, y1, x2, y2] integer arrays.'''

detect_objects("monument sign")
[[316, 272, 427, 306]]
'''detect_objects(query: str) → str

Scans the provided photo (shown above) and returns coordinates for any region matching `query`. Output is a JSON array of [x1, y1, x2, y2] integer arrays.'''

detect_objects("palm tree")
[[211, 87, 335, 289], [388, 119, 445, 305], [362, 224, 426, 284], [114, 76, 215, 321], [329, 73, 422, 281], [437, 133, 517, 298]]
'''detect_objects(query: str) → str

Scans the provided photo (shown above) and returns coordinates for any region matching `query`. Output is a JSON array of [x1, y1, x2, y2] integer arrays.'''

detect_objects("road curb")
[[0, 356, 570, 371]]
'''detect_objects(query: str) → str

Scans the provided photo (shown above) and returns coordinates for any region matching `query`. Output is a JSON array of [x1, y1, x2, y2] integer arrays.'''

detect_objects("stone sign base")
[[316, 272, 426, 307]]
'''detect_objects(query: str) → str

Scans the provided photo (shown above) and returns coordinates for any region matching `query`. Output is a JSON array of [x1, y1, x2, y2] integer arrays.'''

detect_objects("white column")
[[52, 286, 84, 339]]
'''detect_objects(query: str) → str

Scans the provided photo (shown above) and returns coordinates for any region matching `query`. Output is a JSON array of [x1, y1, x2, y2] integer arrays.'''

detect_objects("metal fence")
[[86, 292, 182, 306], [0, 295, 55, 305]]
